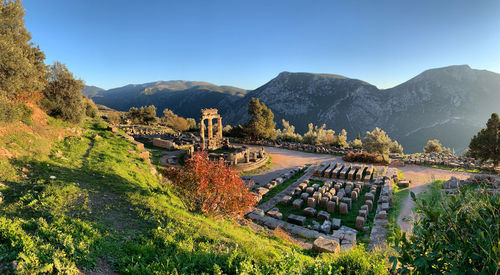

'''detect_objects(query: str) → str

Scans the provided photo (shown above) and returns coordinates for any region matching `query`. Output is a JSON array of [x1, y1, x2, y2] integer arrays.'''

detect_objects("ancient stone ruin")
[[200, 108, 225, 151]]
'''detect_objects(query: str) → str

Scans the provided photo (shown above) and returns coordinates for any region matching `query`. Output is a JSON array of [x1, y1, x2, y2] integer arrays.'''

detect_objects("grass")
[[240, 155, 273, 176], [415, 180, 444, 208], [258, 168, 305, 204], [419, 163, 495, 174], [0, 115, 389, 274]]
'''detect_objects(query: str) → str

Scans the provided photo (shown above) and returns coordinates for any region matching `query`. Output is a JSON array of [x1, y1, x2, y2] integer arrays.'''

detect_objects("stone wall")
[[153, 138, 176, 150], [234, 152, 269, 172]]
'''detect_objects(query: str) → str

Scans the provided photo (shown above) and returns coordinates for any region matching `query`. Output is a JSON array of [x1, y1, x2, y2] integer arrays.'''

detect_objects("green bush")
[[84, 97, 98, 118], [0, 97, 33, 124], [391, 188, 500, 274]]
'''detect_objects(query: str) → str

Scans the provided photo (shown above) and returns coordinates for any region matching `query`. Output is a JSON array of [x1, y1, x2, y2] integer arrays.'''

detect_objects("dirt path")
[[241, 145, 341, 187], [396, 165, 485, 232]]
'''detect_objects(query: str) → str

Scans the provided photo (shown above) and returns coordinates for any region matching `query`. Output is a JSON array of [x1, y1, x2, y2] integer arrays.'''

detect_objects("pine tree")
[[244, 98, 276, 140], [468, 113, 500, 166]]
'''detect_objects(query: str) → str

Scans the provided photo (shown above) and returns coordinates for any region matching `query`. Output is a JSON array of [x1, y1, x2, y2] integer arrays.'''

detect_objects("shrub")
[[342, 151, 388, 164], [350, 138, 363, 149], [391, 188, 500, 274], [127, 105, 158, 125], [390, 140, 404, 154], [83, 97, 98, 118], [106, 111, 122, 125], [42, 62, 85, 123], [166, 151, 257, 218], [0, 96, 33, 124], [423, 139, 443, 154]]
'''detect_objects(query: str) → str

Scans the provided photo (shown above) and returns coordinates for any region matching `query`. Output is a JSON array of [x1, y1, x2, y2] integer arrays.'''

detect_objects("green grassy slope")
[[0, 117, 388, 274]]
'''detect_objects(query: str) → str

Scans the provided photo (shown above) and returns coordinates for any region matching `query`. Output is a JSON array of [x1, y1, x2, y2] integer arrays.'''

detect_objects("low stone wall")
[[153, 138, 176, 150], [235, 152, 269, 172]]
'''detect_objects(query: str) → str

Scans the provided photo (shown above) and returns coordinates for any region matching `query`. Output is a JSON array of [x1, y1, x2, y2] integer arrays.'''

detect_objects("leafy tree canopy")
[[42, 62, 85, 123], [468, 113, 500, 166], [244, 98, 276, 140], [0, 0, 46, 100]]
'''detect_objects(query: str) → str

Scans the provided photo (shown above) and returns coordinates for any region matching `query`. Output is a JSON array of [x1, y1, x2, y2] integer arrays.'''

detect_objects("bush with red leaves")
[[166, 151, 257, 218]]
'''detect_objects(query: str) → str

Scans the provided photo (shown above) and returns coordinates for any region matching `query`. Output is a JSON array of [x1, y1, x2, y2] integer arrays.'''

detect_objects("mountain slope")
[[90, 81, 247, 119], [224, 65, 500, 153], [82, 85, 105, 97], [88, 65, 500, 153]]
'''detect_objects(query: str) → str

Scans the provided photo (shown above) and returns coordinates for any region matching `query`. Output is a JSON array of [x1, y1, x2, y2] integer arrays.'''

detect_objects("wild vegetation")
[[391, 186, 499, 274], [363, 128, 403, 159]]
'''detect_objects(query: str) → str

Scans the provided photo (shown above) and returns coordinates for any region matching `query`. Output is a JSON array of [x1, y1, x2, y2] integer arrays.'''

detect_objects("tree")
[[468, 113, 500, 166], [127, 107, 141, 124], [390, 140, 404, 154], [350, 138, 363, 149], [363, 127, 393, 157], [140, 105, 157, 125], [42, 62, 85, 123], [244, 98, 276, 140], [186, 118, 197, 130], [107, 111, 121, 125], [166, 151, 257, 218], [277, 119, 302, 142], [127, 105, 158, 125], [423, 139, 443, 154], [0, 0, 47, 101], [335, 129, 348, 148], [162, 108, 189, 131]]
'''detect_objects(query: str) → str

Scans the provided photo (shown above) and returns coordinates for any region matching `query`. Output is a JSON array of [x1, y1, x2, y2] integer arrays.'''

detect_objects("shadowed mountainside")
[[89, 65, 500, 153]]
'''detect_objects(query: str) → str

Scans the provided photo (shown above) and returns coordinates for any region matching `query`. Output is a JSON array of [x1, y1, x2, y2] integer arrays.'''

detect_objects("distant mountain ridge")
[[87, 65, 500, 153], [88, 80, 247, 119]]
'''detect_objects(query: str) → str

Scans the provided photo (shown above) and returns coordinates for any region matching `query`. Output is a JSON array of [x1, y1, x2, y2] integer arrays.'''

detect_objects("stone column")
[[217, 117, 222, 139], [200, 119, 205, 150], [207, 118, 213, 139]]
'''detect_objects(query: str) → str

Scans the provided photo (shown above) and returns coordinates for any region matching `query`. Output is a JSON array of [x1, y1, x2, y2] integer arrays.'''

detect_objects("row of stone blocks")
[[354, 185, 391, 231], [313, 163, 374, 181]]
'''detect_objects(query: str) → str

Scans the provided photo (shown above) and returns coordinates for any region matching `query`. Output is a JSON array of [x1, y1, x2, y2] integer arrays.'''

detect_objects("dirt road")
[[396, 165, 487, 232]]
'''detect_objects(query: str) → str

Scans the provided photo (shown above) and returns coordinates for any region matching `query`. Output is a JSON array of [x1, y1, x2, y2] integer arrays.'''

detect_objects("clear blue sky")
[[23, 0, 500, 90]]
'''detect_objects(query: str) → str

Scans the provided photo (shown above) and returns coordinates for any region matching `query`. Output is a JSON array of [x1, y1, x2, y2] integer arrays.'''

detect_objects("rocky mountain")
[[89, 81, 247, 119], [82, 85, 105, 97], [88, 65, 500, 153], [225, 65, 500, 153]]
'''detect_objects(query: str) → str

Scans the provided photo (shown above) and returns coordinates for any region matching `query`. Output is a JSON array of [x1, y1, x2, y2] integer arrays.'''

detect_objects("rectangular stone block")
[[288, 214, 306, 225], [355, 216, 365, 230], [307, 197, 316, 208], [292, 199, 303, 209], [317, 210, 330, 220], [313, 191, 322, 201], [339, 202, 348, 215], [331, 218, 341, 230], [327, 201, 336, 213], [320, 197, 329, 208], [280, 195, 292, 205], [303, 207, 317, 217]]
